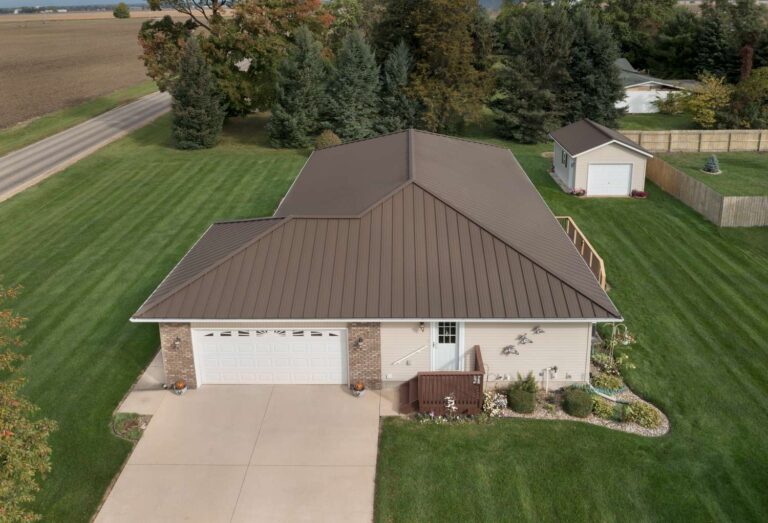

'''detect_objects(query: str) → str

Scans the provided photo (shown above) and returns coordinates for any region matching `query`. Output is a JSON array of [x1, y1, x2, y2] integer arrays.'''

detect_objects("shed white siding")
[[574, 142, 647, 196]]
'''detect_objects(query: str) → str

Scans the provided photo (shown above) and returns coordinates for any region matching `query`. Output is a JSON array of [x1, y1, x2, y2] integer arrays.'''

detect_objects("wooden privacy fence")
[[417, 345, 485, 415], [556, 216, 607, 289], [646, 157, 768, 227], [621, 129, 768, 153]]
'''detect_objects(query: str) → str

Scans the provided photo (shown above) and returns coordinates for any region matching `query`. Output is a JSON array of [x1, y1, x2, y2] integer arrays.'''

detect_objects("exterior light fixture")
[[517, 333, 533, 345], [418, 322, 425, 333], [173, 337, 181, 350], [502, 345, 518, 356], [532, 326, 545, 334], [354, 336, 364, 349]]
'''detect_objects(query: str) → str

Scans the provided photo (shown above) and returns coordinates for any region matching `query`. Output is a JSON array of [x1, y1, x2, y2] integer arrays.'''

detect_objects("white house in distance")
[[614, 58, 693, 114], [549, 119, 653, 197]]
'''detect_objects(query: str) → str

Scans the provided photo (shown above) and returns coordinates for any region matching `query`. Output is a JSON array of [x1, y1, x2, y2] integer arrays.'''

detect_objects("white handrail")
[[391, 345, 429, 366]]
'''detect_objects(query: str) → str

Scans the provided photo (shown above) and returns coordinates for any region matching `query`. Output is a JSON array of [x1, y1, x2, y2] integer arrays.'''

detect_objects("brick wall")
[[159, 323, 197, 389], [347, 322, 382, 390]]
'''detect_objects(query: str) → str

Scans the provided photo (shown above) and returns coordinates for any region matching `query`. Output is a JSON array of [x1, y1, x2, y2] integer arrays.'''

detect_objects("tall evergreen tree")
[[377, 41, 418, 133], [171, 37, 225, 150], [268, 27, 327, 148], [325, 30, 380, 141], [491, 3, 572, 143], [566, 7, 624, 126], [373, 0, 492, 132], [695, 9, 733, 78]]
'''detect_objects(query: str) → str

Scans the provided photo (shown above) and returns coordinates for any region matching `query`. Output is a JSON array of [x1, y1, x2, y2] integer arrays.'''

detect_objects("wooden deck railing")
[[416, 346, 485, 415], [556, 216, 607, 289]]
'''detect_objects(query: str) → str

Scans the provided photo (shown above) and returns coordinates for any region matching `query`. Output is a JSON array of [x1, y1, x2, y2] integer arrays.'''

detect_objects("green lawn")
[[618, 112, 697, 130], [0, 81, 157, 157], [376, 139, 768, 521], [661, 152, 768, 196], [2, 116, 767, 521], [0, 114, 306, 521]]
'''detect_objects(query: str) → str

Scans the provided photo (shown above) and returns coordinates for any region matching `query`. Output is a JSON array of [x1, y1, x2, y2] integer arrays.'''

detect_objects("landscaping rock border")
[[501, 388, 669, 437]]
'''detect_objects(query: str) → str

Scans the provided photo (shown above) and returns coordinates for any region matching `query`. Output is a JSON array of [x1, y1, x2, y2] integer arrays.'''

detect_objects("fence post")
[[727, 132, 732, 152]]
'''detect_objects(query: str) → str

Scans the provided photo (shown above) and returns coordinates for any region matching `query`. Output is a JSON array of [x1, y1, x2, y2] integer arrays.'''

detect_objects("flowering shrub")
[[591, 372, 624, 391], [624, 401, 661, 429], [482, 390, 507, 417], [592, 397, 615, 420], [571, 188, 586, 196], [631, 190, 648, 199]]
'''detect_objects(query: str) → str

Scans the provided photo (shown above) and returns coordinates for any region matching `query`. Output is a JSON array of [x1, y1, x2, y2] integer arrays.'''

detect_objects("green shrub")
[[592, 397, 615, 420], [563, 387, 593, 418], [510, 371, 538, 393], [113, 2, 130, 18], [624, 401, 661, 429], [591, 372, 623, 391], [507, 389, 536, 414]]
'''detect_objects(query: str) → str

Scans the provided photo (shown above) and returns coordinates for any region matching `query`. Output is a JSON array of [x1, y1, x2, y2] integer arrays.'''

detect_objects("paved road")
[[0, 91, 171, 203]]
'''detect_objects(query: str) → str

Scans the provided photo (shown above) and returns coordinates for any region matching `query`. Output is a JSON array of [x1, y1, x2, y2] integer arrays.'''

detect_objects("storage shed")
[[549, 119, 653, 197]]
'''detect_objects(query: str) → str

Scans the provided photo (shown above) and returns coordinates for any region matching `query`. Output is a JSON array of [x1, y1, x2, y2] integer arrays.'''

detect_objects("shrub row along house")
[[132, 131, 621, 409]]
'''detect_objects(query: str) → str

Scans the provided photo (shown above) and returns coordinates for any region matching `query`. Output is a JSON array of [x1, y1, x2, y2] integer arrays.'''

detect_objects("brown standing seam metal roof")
[[134, 130, 620, 320], [549, 119, 652, 157]]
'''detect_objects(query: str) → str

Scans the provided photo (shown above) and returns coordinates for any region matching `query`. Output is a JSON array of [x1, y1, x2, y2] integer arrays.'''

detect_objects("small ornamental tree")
[[325, 30, 380, 141], [113, 2, 131, 18], [377, 40, 418, 134], [703, 155, 721, 174], [171, 38, 225, 150], [315, 129, 342, 149], [0, 284, 57, 523], [686, 74, 734, 129], [268, 26, 328, 148]]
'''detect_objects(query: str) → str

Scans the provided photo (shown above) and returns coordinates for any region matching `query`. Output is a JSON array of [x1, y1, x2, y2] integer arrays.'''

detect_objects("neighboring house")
[[550, 119, 653, 197], [615, 58, 692, 114], [132, 130, 620, 395]]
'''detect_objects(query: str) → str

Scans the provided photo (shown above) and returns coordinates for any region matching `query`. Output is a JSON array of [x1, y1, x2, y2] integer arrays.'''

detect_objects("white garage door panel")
[[194, 329, 346, 384], [587, 164, 632, 196]]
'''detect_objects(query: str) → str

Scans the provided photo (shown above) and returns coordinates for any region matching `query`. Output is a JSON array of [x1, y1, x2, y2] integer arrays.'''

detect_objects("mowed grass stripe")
[[0, 117, 306, 520]]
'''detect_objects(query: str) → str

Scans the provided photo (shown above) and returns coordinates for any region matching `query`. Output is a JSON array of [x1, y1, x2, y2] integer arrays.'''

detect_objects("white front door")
[[192, 329, 346, 385], [432, 322, 462, 371], [587, 163, 632, 196]]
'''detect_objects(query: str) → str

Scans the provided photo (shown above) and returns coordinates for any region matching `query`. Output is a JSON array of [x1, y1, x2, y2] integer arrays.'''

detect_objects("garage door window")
[[193, 329, 346, 385]]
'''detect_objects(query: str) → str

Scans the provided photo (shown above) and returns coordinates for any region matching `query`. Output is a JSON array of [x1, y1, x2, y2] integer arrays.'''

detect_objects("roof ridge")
[[311, 129, 409, 152], [412, 128, 510, 150], [137, 217, 290, 315], [412, 174, 618, 317]]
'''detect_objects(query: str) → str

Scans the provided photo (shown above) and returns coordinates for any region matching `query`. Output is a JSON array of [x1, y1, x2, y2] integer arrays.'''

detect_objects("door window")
[[437, 322, 457, 344]]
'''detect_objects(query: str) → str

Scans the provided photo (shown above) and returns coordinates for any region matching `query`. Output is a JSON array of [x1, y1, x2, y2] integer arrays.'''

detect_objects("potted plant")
[[172, 378, 187, 395], [351, 381, 365, 397]]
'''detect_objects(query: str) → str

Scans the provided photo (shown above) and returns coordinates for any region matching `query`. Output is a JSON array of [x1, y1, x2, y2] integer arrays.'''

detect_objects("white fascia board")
[[624, 80, 681, 90], [131, 316, 623, 324]]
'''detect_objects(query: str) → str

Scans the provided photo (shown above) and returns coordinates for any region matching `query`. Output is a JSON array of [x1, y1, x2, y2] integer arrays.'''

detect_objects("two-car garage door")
[[587, 164, 632, 196], [192, 329, 346, 385]]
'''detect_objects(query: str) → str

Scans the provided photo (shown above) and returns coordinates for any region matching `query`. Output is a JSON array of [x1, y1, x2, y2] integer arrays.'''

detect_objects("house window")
[[561, 151, 568, 167], [437, 322, 457, 344]]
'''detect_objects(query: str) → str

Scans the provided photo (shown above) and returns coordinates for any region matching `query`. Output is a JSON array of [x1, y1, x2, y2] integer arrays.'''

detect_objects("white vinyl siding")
[[380, 322, 591, 388], [573, 142, 647, 196]]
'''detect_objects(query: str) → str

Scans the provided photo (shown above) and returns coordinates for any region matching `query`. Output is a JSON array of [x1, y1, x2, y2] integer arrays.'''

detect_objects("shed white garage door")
[[192, 329, 346, 385], [587, 164, 632, 196]]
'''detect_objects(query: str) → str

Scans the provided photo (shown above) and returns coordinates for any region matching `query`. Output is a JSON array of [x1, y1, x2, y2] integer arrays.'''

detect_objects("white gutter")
[[131, 317, 622, 324]]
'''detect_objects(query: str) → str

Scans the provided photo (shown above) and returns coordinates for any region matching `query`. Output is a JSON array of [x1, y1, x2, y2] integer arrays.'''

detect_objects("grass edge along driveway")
[[0, 114, 307, 521], [375, 140, 768, 522]]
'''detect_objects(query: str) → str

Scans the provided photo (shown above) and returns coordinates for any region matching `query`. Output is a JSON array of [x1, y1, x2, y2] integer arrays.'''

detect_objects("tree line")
[[138, 0, 768, 149]]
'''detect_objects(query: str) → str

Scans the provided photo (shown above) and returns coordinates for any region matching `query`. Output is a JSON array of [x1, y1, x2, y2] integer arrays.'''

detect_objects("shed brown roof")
[[134, 130, 620, 321], [549, 119, 651, 157]]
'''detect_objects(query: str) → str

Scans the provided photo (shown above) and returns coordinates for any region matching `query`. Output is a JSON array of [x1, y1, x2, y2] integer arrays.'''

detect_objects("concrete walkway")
[[98, 384, 390, 522], [0, 91, 170, 202]]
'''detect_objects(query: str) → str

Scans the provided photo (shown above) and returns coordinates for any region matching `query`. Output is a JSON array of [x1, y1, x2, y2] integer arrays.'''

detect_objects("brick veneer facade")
[[347, 322, 382, 390], [159, 323, 197, 389]]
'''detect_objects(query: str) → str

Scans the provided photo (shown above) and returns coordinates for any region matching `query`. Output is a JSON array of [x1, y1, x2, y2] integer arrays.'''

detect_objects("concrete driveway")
[[96, 385, 382, 522]]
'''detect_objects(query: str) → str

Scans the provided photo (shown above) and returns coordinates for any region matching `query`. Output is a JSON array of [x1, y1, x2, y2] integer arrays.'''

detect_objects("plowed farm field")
[[0, 17, 151, 128]]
